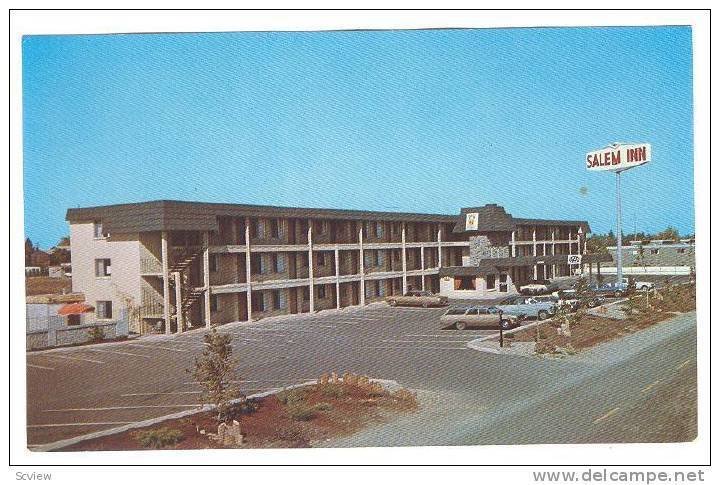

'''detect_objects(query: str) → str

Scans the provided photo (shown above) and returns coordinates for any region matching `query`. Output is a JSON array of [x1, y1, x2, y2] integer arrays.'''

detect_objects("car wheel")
[[455, 321, 466, 331], [501, 319, 513, 330], [388, 300, 397, 307], [538, 310, 549, 320], [614, 290, 623, 297], [640, 285, 649, 291], [422, 301, 428, 308]]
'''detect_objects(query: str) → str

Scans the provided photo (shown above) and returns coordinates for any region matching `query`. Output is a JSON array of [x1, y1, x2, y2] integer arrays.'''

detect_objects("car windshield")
[[444, 307, 467, 315]]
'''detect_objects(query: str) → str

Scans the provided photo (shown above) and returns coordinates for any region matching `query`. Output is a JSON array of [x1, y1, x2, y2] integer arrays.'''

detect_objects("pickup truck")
[[519, 279, 558, 295]]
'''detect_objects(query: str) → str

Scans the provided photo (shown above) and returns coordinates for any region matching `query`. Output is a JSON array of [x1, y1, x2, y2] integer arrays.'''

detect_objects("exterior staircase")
[[168, 244, 209, 329]]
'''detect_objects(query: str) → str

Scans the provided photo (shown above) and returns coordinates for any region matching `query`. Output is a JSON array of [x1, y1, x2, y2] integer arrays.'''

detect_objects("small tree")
[[189, 329, 240, 423]]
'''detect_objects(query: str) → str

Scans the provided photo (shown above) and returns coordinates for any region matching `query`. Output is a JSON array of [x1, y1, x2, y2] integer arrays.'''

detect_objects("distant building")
[[28, 249, 51, 268], [604, 240, 695, 274]]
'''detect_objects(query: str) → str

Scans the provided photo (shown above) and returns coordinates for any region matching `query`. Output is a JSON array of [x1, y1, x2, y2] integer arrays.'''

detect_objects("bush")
[[87, 326, 105, 342], [133, 427, 184, 449], [319, 383, 347, 398], [535, 340, 556, 355], [313, 402, 333, 412], [287, 403, 316, 421], [277, 387, 309, 405]]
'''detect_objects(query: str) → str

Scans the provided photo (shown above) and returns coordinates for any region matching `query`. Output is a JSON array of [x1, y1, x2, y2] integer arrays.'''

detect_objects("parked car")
[[440, 305, 524, 331], [491, 295, 557, 320], [386, 290, 449, 308], [589, 282, 630, 298], [519, 279, 559, 295], [551, 289, 603, 309], [622, 277, 655, 291]]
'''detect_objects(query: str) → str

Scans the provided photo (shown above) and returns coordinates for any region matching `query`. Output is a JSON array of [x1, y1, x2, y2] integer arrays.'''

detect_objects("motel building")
[[66, 201, 606, 335]]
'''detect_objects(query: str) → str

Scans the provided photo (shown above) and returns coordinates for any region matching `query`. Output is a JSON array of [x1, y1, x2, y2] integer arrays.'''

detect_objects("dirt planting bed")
[[57, 380, 418, 451], [508, 283, 696, 355]]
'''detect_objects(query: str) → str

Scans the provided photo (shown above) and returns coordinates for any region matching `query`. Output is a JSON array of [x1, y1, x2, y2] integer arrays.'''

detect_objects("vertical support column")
[[511, 230, 516, 257], [307, 219, 314, 313], [245, 217, 252, 322], [420, 245, 425, 291], [532, 227, 538, 279], [437, 226, 443, 268], [161, 231, 171, 335], [551, 229, 556, 279], [334, 247, 340, 310], [401, 223, 408, 294], [616, 171, 623, 285], [568, 229, 573, 276], [577, 230, 583, 275], [203, 231, 211, 328], [174, 272, 183, 333], [359, 226, 366, 306]]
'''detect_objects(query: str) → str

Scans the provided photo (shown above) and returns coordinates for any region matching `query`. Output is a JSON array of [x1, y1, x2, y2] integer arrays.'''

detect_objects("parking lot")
[[26, 274, 692, 448], [26, 302, 505, 446]]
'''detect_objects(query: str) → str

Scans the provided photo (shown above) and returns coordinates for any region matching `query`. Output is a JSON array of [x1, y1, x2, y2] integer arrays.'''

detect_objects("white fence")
[[26, 308, 129, 350]]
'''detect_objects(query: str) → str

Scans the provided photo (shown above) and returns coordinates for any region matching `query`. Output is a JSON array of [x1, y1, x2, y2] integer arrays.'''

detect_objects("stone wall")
[[468, 235, 510, 266]]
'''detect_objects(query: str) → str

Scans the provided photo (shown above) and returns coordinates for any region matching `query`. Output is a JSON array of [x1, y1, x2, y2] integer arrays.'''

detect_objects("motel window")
[[317, 285, 326, 299], [251, 292, 265, 312], [210, 294, 219, 313], [93, 221, 107, 239], [378, 282, 386, 297], [302, 287, 310, 301], [499, 274, 508, 293], [67, 314, 81, 326], [256, 220, 266, 239], [209, 254, 218, 272], [486, 274, 497, 290], [317, 252, 326, 266], [376, 222, 384, 238], [269, 219, 279, 238], [454, 277, 476, 291], [317, 220, 328, 235], [96, 301, 113, 320], [251, 254, 262, 274], [377, 251, 385, 267], [94, 258, 111, 277], [272, 290, 283, 310], [273, 253, 286, 273]]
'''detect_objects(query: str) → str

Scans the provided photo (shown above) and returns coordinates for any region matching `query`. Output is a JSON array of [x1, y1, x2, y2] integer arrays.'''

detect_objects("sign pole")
[[616, 170, 623, 285]]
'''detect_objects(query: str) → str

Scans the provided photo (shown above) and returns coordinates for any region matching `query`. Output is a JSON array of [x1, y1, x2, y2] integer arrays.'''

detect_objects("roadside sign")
[[567, 254, 582, 265], [586, 143, 651, 172]]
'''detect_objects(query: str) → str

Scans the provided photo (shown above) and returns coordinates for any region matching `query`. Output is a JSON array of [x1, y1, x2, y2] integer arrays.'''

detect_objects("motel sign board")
[[586, 143, 651, 172]]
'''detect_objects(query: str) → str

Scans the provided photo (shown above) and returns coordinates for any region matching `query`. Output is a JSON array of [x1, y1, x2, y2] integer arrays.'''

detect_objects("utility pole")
[[616, 171, 623, 285]]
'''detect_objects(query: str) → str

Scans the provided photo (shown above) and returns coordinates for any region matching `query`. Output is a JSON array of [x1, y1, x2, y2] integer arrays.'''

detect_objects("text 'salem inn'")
[[66, 201, 610, 334]]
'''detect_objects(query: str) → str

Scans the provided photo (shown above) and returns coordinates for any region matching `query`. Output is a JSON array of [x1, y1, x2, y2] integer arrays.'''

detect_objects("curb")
[[30, 377, 401, 452], [466, 320, 542, 352]]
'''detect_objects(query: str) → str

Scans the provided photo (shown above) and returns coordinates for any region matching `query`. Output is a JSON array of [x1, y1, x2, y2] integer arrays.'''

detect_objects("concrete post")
[[308, 220, 314, 313], [161, 231, 171, 334], [245, 218, 252, 322], [401, 223, 408, 294], [511, 230, 516, 257], [577, 231, 583, 275], [420, 245, 425, 291], [334, 247, 340, 310], [437, 227, 443, 268], [359, 226, 365, 306], [203, 231, 211, 328], [532, 227, 538, 279], [174, 272, 183, 333], [551, 229, 556, 278], [568, 229, 573, 276]]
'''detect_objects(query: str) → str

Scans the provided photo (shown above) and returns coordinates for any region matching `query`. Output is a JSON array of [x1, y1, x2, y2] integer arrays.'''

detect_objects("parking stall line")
[[27, 363, 55, 371], [84, 348, 153, 358], [42, 353, 105, 364], [382, 339, 478, 344], [125, 343, 190, 353], [593, 407, 620, 424], [43, 404, 202, 412]]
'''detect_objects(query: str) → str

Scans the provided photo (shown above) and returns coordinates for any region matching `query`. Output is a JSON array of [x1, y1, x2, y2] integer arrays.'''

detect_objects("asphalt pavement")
[[26, 297, 696, 448]]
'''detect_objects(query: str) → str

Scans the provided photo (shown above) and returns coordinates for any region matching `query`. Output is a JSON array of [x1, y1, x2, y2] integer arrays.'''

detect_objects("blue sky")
[[23, 27, 694, 249]]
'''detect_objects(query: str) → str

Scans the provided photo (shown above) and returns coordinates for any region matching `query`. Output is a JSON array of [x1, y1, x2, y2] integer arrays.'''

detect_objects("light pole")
[[615, 170, 623, 285]]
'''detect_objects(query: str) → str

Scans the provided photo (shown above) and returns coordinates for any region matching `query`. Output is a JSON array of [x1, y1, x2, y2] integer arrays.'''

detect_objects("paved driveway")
[[26, 302, 498, 446], [26, 302, 696, 448]]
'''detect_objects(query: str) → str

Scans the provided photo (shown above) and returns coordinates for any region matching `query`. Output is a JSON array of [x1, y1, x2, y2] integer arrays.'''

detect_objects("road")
[[26, 301, 696, 448]]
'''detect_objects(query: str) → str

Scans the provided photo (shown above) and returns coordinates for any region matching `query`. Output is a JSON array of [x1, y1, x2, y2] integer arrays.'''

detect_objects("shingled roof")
[[452, 204, 591, 234]]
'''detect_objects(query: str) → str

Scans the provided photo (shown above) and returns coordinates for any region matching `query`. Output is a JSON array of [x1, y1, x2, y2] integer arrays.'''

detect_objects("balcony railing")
[[140, 257, 163, 274]]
